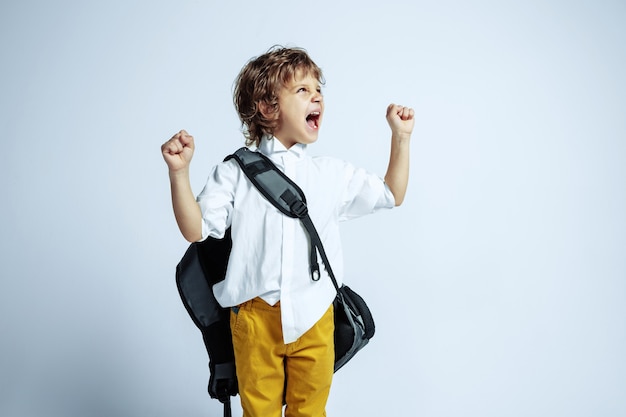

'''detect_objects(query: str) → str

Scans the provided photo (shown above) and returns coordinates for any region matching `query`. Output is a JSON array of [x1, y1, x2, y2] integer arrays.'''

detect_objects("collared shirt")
[[197, 137, 395, 343]]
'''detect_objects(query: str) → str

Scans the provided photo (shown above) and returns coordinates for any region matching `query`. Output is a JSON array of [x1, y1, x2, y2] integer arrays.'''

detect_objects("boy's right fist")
[[161, 130, 195, 172]]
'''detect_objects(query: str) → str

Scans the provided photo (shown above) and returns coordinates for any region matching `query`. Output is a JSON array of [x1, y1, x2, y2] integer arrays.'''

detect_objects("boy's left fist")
[[386, 103, 415, 136]]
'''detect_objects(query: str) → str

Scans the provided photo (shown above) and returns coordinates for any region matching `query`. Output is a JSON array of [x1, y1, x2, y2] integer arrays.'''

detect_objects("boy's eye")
[[297, 87, 307, 93]]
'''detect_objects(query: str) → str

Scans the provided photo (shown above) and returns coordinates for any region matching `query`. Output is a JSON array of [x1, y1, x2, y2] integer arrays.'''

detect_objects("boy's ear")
[[258, 101, 272, 118], [259, 101, 269, 118]]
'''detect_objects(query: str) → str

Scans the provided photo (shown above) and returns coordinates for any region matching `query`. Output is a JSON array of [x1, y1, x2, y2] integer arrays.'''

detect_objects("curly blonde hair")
[[233, 46, 324, 147]]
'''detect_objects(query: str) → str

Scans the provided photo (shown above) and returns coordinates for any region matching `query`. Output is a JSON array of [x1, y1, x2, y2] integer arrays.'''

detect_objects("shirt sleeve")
[[337, 162, 395, 221], [196, 160, 239, 240]]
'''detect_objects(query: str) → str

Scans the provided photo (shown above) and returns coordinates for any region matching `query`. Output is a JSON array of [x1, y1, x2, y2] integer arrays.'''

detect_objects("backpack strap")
[[226, 147, 340, 290], [225, 148, 307, 218]]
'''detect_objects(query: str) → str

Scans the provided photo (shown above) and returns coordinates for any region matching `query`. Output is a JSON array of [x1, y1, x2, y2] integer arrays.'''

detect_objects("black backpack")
[[175, 147, 375, 417]]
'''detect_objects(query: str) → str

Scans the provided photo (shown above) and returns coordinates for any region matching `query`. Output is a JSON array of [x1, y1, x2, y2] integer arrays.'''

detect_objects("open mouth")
[[306, 111, 320, 129]]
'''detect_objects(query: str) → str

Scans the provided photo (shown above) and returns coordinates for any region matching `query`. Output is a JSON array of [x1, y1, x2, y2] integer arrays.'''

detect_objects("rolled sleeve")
[[338, 164, 395, 221], [196, 161, 238, 240]]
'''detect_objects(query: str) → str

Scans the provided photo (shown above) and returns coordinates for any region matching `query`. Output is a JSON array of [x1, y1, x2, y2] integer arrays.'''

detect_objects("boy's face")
[[272, 71, 324, 149]]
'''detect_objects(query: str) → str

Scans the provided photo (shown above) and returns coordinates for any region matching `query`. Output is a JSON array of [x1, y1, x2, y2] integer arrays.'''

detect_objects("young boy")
[[161, 46, 414, 417]]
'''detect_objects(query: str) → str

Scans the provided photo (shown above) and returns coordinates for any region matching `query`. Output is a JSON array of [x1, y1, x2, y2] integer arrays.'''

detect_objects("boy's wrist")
[[392, 131, 412, 143], [169, 167, 191, 182]]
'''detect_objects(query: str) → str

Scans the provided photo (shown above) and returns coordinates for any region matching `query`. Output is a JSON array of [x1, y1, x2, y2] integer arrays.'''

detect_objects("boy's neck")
[[274, 135, 297, 150], [260, 136, 307, 156]]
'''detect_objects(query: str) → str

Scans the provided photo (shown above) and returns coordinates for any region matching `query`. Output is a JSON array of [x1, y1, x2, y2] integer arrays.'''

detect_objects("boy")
[[161, 46, 414, 417]]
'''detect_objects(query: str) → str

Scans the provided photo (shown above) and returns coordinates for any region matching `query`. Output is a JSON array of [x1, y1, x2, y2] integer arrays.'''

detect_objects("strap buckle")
[[289, 199, 308, 218], [281, 190, 308, 218]]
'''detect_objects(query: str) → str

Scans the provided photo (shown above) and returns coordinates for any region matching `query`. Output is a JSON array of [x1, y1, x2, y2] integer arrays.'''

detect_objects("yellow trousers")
[[230, 297, 334, 417]]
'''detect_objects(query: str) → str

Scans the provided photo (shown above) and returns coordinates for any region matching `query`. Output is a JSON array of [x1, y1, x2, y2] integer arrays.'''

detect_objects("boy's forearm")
[[169, 169, 203, 242], [384, 133, 411, 206]]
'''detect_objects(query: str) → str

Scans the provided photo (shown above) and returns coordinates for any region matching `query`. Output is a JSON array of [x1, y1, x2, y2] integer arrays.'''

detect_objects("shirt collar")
[[258, 135, 307, 161]]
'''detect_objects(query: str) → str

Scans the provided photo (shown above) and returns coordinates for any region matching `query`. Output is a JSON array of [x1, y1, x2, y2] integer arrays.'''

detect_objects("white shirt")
[[197, 137, 395, 343]]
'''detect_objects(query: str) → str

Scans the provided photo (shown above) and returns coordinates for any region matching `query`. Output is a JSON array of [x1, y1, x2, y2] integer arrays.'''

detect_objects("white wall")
[[1, 1, 624, 416]]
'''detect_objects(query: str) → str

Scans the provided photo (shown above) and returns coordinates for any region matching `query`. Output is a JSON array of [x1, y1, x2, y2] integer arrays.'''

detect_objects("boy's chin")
[[294, 133, 319, 146], [305, 130, 321, 143], [275, 132, 319, 148]]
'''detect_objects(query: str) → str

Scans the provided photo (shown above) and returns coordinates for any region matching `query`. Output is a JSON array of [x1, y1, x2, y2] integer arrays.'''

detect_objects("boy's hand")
[[161, 130, 195, 172], [386, 104, 415, 138]]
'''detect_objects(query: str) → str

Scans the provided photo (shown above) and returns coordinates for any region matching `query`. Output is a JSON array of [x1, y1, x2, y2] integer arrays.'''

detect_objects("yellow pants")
[[230, 297, 334, 417]]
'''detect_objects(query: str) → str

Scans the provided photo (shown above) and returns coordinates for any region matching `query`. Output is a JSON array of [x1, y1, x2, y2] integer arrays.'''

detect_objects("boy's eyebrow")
[[290, 81, 322, 90]]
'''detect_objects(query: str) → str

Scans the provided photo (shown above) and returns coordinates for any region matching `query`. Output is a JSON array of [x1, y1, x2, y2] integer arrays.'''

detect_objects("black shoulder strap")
[[225, 147, 307, 218], [226, 147, 340, 292]]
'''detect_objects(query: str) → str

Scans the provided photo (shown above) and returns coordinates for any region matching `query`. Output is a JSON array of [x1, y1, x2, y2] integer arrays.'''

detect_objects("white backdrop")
[[1, 1, 625, 416]]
